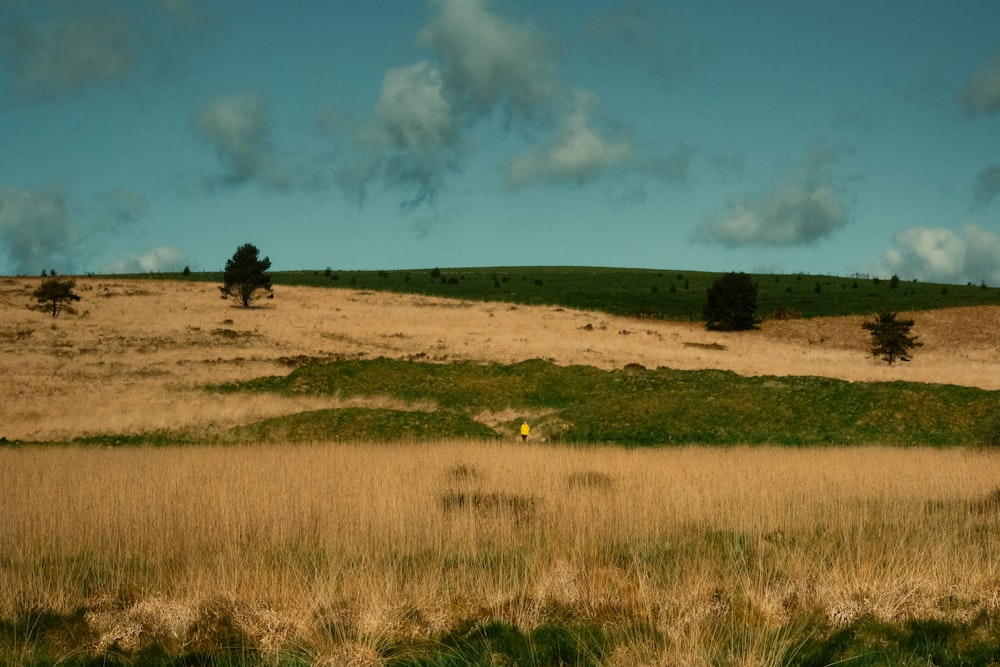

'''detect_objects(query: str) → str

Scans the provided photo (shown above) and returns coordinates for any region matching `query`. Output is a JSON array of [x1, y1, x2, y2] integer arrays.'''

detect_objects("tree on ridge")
[[220, 243, 272, 308]]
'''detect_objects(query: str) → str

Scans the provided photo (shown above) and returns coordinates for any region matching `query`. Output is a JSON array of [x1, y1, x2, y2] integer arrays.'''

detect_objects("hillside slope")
[[2, 277, 997, 441]]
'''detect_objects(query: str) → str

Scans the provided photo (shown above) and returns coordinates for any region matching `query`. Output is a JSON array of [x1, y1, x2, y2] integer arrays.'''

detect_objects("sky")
[[1, 0, 999, 284]]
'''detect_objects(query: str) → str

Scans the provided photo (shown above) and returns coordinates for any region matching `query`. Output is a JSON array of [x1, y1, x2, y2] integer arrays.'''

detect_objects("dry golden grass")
[[2, 276, 998, 441], [2, 441, 1000, 663], [3, 277, 1000, 663]]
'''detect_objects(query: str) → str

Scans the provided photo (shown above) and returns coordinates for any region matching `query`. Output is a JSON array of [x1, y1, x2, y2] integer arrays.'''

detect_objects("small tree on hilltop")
[[862, 310, 922, 364], [704, 272, 758, 331], [33, 277, 81, 318], [220, 243, 272, 307]]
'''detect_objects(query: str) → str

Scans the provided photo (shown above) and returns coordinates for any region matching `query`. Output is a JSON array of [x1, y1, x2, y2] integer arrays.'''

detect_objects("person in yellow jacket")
[[520, 421, 530, 441]]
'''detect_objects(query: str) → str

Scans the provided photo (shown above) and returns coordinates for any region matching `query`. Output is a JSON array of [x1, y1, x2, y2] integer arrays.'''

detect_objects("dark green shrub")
[[703, 272, 758, 331]]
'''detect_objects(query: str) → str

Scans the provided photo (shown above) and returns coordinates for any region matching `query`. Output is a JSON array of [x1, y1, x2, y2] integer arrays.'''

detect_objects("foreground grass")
[[133, 267, 1000, 320], [3, 442, 1000, 665], [205, 357, 1000, 447]]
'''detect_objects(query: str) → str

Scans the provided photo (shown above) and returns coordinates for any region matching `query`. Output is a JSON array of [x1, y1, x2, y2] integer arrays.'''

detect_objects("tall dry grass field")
[[3, 441, 1000, 664]]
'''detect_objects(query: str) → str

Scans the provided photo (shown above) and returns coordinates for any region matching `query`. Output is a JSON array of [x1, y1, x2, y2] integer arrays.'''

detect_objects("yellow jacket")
[[520, 422, 530, 436]]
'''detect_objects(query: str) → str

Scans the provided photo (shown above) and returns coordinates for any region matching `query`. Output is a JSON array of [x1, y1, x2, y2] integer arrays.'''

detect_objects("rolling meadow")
[[3, 274, 1000, 665]]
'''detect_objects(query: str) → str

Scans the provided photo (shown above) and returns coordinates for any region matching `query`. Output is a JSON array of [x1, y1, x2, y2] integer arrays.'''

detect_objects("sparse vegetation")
[[31, 276, 80, 317]]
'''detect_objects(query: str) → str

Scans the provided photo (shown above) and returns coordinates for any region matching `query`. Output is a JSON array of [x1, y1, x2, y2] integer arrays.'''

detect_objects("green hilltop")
[[145, 266, 998, 320]]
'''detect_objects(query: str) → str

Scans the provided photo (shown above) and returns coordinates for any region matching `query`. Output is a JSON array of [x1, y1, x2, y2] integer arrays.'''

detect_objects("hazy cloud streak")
[[585, 0, 686, 85], [194, 92, 290, 190], [973, 164, 1000, 206], [1, 10, 134, 99], [92, 188, 150, 233], [0, 0, 204, 101], [0, 183, 76, 274], [693, 148, 850, 247], [963, 51, 1000, 116]]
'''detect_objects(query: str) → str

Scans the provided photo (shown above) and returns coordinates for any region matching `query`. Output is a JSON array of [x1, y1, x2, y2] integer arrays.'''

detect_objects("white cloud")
[[693, 148, 850, 247], [417, 0, 556, 117], [964, 51, 1000, 116], [195, 92, 282, 188], [506, 90, 635, 188], [350, 61, 461, 208], [341, 0, 558, 206], [0, 183, 76, 274], [101, 246, 189, 274], [880, 225, 1000, 285], [340, 0, 680, 211], [371, 62, 457, 155]]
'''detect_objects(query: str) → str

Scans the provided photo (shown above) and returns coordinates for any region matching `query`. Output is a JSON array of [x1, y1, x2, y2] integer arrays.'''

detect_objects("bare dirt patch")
[[2, 277, 997, 441]]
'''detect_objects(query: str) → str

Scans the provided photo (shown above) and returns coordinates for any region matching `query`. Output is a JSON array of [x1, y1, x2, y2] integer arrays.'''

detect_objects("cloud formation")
[[101, 246, 189, 274], [585, 0, 686, 85], [194, 92, 289, 189], [973, 164, 1000, 206], [349, 62, 462, 208], [0, 182, 158, 275], [963, 51, 1000, 116], [881, 225, 1000, 285], [342, 0, 668, 209], [693, 148, 850, 247], [0, 183, 76, 274], [0, 0, 202, 101], [506, 90, 635, 188], [1, 10, 134, 100], [92, 188, 150, 233], [416, 0, 556, 118]]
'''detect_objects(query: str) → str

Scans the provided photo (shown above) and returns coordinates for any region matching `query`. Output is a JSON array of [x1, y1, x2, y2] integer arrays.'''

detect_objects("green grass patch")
[[384, 619, 608, 667], [215, 358, 1000, 446], [788, 612, 1000, 666], [228, 407, 497, 443]]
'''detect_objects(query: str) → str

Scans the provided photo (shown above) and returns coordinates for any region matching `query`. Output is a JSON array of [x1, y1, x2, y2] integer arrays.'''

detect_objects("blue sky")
[[1, 0, 999, 283]]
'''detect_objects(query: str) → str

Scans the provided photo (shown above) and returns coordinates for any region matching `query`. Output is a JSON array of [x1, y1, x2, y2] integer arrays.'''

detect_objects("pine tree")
[[862, 311, 922, 364], [220, 243, 272, 307]]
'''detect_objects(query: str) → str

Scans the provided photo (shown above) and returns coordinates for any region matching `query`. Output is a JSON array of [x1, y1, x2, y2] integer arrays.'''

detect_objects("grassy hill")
[[63, 357, 1000, 449], [70, 267, 1000, 449], [136, 266, 1000, 320]]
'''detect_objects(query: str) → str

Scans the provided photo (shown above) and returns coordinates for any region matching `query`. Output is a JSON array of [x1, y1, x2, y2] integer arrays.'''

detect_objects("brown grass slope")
[[1, 277, 998, 441]]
